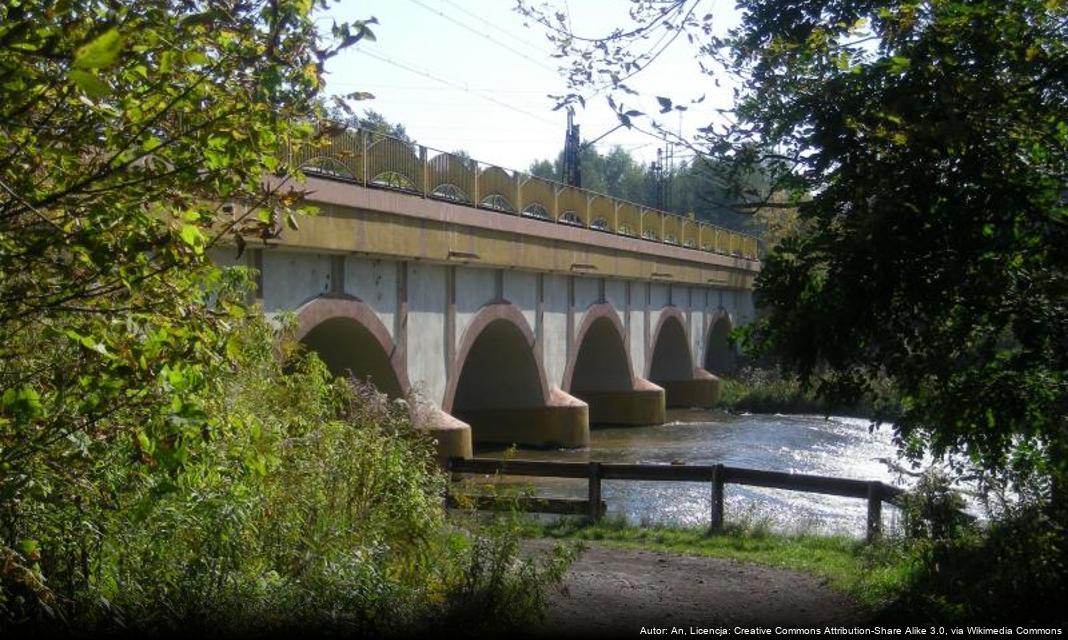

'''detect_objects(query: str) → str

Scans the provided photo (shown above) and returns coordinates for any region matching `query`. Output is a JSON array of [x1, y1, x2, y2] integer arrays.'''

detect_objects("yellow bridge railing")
[[287, 126, 761, 261]]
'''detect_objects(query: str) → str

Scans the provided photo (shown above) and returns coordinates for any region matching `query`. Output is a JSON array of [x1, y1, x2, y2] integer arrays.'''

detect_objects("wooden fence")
[[447, 458, 904, 543]]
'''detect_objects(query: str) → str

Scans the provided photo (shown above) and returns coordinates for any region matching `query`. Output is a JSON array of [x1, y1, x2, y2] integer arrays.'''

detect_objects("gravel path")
[[529, 541, 867, 637]]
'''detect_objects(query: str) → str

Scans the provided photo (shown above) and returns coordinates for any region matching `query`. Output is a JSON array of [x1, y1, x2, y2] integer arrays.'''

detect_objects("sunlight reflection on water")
[[472, 411, 914, 538]]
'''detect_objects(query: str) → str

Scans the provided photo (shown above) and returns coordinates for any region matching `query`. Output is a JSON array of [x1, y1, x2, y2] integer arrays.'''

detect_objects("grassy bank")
[[717, 367, 897, 418], [523, 517, 914, 617], [522, 503, 1067, 626]]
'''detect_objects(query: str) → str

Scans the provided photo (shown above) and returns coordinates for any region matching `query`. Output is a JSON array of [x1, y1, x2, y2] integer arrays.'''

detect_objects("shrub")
[[0, 312, 567, 635]]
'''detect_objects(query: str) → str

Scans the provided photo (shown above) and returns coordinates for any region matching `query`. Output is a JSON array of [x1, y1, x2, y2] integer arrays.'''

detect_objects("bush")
[[0, 312, 566, 635], [881, 470, 1067, 624], [717, 366, 899, 419]]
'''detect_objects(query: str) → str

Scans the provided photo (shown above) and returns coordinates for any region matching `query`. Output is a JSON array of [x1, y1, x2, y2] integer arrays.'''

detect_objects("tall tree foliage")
[[529, 143, 763, 234], [0, 0, 371, 618], [519, 0, 1067, 495], [730, 0, 1067, 492]]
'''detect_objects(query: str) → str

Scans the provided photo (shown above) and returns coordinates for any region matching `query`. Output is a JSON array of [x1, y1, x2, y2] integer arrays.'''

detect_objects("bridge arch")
[[295, 296, 409, 398], [704, 309, 737, 375], [647, 307, 694, 382], [647, 307, 718, 408], [564, 304, 665, 426], [563, 303, 633, 394], [445, 302, 548, 413], [445, 302, 587, 447]]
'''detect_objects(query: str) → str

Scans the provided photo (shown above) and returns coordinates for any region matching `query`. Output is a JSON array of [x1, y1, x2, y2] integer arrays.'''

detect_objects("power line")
[[330, 81, 550, 94], [353, 46, 559, 128], [407, 0, 558, 74], [438, 0, 550, 56]]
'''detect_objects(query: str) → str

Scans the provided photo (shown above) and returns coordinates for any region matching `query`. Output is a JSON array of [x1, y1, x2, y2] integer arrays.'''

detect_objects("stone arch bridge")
[[212, 128, 760, 458]]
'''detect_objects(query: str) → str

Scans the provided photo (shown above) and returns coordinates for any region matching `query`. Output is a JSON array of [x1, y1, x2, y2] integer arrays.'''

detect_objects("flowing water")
[[471, 410, 910, 538]]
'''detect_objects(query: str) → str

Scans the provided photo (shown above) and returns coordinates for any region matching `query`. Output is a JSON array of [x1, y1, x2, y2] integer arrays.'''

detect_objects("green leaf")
[[180, 224, 204, 247], [1, 386, 43, 420], [72, 28, 122, 70], [68, 69, 109, 97], [17, 539, 39, 558]]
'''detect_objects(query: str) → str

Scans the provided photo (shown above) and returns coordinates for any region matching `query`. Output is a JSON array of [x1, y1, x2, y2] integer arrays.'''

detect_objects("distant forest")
[[528, 144, 766, 236]]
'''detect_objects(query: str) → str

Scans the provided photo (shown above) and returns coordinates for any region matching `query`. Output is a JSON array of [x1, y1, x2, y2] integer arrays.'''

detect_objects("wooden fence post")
[[588, 462, 602, 523], [710, 464, 725, 531], [866, 482, 882, 543]]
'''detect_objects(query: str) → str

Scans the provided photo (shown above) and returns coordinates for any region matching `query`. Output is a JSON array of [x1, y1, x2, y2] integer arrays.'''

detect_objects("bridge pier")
[[454, 387, 589, 449], [416, 404, 474, 460], [658, 368, 721, 408], [573, 377, 666, 426]]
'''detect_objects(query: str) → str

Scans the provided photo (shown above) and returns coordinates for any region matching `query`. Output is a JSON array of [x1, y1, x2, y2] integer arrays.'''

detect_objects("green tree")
[[323, 102, 413, 142], [729, 0, 1067, 493], [519, 0, 1067, 492], [0, 0, 371, 618], [529, 142, 765, 234]]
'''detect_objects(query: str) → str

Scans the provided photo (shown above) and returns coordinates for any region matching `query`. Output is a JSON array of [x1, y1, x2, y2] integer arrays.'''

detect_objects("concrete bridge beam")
[[225, 174, 758, 458]]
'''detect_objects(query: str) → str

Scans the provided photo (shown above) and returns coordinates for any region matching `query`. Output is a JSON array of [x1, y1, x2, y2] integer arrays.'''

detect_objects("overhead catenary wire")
[[438, 0, 551, 57], [353, 46, 559, 128], [407, 0, 559, 74], [330, 81, 551, 94]]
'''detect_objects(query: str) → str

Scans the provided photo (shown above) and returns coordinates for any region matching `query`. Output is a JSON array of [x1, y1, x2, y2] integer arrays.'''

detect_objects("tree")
[[0, 0, 370, 616], [529, 142, 765, 234], [322, 102, 413, 142], [518, 0, 1067, 494]]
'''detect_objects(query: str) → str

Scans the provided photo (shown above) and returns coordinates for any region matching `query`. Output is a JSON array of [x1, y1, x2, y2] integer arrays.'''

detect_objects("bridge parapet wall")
[[285, 126, 762, 261]]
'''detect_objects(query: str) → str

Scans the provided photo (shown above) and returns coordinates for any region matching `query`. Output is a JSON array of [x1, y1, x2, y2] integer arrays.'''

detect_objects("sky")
[[320, 0, 741, 173]]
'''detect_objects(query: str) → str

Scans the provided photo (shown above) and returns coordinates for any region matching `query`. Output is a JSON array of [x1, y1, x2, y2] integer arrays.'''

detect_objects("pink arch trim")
[[646, 306, 694, 380], [442, 302, 550, 413], [562, 302, 635, 392], [295, 295, 411, 396], [702, 307, 735, 369]]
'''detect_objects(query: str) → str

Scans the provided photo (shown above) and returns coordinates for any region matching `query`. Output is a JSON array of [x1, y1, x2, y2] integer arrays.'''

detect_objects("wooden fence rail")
[[447, 457, 904, 543]]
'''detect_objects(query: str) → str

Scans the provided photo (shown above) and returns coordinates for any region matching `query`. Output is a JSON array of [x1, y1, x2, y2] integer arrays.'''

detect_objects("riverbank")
[[526, 538, 866, 635], [523, 518, 912, 619], [717, 367, 898, 419]]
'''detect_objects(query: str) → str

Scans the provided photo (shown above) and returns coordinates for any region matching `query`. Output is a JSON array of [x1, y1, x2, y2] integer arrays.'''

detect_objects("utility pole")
[[562, 108, 581, 187], [649, 148, 664, 209]]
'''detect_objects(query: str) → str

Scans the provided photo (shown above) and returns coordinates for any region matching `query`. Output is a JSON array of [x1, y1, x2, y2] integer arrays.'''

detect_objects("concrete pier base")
[[415, 404, 473, 461], [456, 387, 590, 448], [658, 368, 721, 408], [573, 377, 666, 426]]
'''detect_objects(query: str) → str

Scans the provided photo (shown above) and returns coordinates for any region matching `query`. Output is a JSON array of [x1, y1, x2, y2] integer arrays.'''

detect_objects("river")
[[471, 409, 910, 538]]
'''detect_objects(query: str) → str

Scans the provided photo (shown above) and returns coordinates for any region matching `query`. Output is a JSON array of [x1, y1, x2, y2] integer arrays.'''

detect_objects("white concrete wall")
[[454, 266, 496, 341], [407, 262, 447, 404], [542, 273, 569, 388], [629, 282, 646, 378], [262, 250, 331, 311], [344, 257, 396, 340], [503, 270, 537, 334], [251, 251, 753, 408]]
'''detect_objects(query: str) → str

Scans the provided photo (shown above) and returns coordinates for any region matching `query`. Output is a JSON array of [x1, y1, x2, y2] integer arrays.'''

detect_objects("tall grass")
[[718, 366, 897, 418], [0, 314, 568, 635]]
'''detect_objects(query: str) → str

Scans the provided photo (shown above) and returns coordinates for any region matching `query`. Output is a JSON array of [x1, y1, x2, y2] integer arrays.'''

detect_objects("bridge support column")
[[659, 368, 721, 408], [573, 377, 665, 426], [414, 404, 473, 461], [456, 387, 589, 449]]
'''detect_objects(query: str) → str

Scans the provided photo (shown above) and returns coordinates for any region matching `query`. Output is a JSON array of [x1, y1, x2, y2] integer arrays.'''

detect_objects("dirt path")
[[529, 541, 867, 637]]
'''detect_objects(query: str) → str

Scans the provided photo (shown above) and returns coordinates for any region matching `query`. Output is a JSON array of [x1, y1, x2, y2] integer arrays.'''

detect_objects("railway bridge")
[[212, 128, 762, 458]]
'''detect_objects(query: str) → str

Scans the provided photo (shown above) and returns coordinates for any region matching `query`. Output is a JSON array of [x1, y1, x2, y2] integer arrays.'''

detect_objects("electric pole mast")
[[562, 108, 581, 187]]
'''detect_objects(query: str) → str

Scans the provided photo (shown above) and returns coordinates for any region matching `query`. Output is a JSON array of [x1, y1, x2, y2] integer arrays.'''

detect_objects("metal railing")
[[286, 126, 762, 261], [447, 457, 903, 543]]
